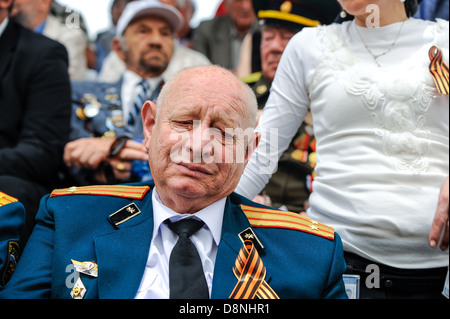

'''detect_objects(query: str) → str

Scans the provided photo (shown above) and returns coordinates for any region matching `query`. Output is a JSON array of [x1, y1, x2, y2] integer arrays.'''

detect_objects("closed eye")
[[171, 120, 193, 132]]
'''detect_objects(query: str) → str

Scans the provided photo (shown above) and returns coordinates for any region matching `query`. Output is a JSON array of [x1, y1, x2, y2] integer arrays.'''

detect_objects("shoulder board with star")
[[0, 191, 18, 207], [240, 204, 334, 241], [50, 185, 150, 200]]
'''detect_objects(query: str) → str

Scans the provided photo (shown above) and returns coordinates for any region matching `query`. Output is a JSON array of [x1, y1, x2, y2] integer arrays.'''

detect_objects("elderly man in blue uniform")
[[0, 65, 347, 299], [63, 0, 185, 186]]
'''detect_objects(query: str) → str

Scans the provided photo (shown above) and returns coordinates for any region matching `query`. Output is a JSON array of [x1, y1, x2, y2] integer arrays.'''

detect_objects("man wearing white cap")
[[97, 0, 211, 84], [63, 0, 208, 186]]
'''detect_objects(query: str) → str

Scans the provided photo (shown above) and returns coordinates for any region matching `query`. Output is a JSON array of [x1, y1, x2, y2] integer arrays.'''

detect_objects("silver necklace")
[[355, 20, 407, 67]]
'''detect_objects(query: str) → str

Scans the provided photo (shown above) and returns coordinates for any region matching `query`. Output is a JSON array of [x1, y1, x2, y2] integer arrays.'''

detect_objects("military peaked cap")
[[253, 0, 341, 31]]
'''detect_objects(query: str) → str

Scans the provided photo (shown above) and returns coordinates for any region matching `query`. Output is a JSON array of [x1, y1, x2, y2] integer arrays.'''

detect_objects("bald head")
[[156, 65, 258, 128], [141, 65, 260, 214]]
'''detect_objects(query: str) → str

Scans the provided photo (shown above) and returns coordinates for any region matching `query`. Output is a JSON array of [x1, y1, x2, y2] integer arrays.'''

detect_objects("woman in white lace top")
[[236, 0, 449, 298]]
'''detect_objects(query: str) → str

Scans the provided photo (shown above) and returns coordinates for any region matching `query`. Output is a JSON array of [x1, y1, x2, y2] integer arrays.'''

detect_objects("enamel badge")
[[70, 277, 86, 299], [238, 227, 264, 252], [71, 259, 98, 278], [109, 202, 141, 227]]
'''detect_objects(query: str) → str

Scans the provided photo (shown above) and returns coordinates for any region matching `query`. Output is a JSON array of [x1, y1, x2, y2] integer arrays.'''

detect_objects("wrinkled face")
[[260, 25, 297, 83], [227, 0, 256, 32], [143, 68, 258, 206], [121, 15, 174, 76]]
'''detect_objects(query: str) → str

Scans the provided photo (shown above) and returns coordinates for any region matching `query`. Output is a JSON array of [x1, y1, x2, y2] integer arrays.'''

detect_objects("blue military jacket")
[[0, 193, 25, 289], [68, 79, 161, 185], [70, 79, 125, 140], [0, 182, 347, 299], [70, 78, 163, 141]]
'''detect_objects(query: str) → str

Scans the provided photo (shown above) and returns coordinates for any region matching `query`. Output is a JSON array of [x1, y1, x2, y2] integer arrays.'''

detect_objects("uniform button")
[[384, 280, 393, 288]]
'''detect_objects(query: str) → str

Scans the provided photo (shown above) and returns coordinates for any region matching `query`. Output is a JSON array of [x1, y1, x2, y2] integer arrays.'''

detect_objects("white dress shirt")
[[135, 189, 226, 299], [0, 17, 8, 38]]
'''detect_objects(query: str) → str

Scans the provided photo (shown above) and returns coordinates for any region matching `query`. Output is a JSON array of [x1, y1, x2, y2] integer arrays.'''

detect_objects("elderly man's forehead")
[[177, 67, 242, 88], [162, 68, 253, 123], [171, 70, 247, 104]]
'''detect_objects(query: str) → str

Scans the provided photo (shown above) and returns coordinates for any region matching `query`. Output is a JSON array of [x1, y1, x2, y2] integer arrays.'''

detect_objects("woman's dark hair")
[[405, 0, 420, 17]]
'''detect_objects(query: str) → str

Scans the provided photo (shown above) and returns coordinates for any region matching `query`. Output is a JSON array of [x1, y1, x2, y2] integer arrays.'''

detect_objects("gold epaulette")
[[51, 185, 150, 200], [240, 204, 334, 241], [0, 191, 18, 207]]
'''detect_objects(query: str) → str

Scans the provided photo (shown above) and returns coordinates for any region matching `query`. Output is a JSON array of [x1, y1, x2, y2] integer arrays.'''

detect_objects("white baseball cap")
[[116, 0, 184, 37]]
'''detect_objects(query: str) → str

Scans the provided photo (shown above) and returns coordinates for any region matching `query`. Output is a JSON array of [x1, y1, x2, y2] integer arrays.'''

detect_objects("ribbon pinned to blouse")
[[428, 46, 449, 95], [229, 240, 279, 299]]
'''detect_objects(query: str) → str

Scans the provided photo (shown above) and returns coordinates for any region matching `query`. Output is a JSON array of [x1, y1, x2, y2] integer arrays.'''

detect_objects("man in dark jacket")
[[193, 0, 259, 71], [0, 0, 71, 245]]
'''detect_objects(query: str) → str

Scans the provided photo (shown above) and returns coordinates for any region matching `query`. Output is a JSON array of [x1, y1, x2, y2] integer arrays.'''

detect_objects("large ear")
[[141, 101, 158, 143], [111, 36, 127, 62]]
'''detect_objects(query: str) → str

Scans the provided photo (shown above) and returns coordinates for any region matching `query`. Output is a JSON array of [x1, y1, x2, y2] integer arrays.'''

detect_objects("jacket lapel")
[[0, 20, 18, 85], [211, 196, 272, 299], [94, 191, 154, 299]]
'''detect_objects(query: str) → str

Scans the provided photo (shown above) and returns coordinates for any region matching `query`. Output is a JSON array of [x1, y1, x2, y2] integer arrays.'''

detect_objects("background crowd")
[[0, 0, 448, 299]]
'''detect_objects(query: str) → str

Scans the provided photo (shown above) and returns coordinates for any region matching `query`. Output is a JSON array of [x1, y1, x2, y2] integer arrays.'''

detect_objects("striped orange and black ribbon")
[[428, 46, 449, 95], [229, 240, 279, 299]]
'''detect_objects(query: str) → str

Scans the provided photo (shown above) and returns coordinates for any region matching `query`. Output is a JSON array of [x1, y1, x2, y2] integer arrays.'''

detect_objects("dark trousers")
[[0, 175, 47, 247], [344, 252, 448, 299]]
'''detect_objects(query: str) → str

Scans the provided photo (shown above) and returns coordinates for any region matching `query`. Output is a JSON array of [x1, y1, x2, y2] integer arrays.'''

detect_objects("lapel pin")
[[108, 202, 141, 228], [70, 277, 86, 299], [71, 259, 98, 278], [238, 227, 264, 252]]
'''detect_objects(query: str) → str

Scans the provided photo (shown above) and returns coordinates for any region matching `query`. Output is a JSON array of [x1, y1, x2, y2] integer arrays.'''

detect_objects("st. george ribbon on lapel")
[[429, 45, 449, 95], [229, 240, 279, 299]]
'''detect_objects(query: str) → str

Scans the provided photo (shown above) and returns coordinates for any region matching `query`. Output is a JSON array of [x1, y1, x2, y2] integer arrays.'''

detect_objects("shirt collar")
[[151, 188, 226, 246], [123, 70, 162, 89], [34, 18, 47, 34], [0, 17, 9, 38]]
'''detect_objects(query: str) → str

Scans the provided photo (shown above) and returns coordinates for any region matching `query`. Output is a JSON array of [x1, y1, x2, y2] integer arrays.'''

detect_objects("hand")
[[107, 158, 133, 181], [112, 139, 148, 163], [105, 139, 149, 181], [64, 137, 115, 170], [429, 177, 449, 250]]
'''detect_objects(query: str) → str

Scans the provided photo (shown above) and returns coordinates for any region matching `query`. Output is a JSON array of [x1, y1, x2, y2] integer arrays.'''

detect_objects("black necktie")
[[166, 218, 209, 299]]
